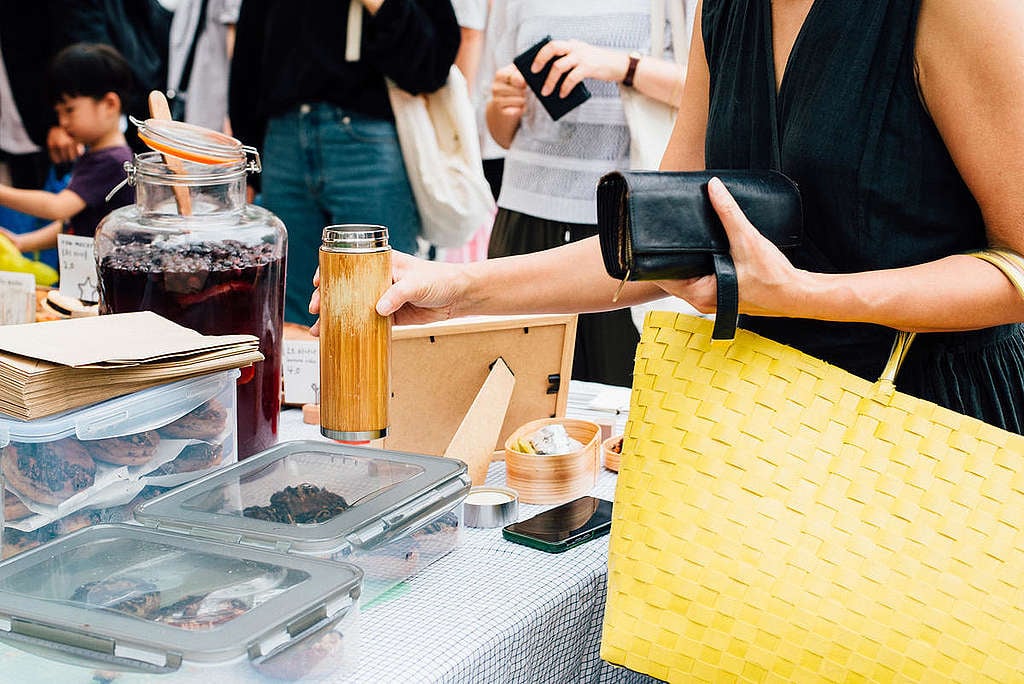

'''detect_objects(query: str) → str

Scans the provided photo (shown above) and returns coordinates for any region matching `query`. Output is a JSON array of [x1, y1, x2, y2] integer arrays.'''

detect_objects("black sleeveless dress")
[[702, 0, 1024, 433]]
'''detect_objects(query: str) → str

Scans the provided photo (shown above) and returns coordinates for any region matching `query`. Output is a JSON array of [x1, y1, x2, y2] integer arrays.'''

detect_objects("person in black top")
[[310, 0, 1024, 436], [0, 1, 80, 190], [230, 0, 460, 326], [57, 0, 174, 154]]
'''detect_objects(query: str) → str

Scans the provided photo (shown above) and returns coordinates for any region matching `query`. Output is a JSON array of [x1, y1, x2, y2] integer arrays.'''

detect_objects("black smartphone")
[[502, 496, 613, 553], [513, 36, 592, 121]]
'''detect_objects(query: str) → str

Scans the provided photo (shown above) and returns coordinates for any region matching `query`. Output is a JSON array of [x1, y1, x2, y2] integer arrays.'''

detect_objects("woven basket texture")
[[601, 312, 1024, 683]]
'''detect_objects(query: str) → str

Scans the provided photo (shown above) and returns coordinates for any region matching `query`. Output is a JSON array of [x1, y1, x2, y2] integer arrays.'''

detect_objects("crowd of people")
[[3, 0, 1024, 428], [0, 0, 689, 388]]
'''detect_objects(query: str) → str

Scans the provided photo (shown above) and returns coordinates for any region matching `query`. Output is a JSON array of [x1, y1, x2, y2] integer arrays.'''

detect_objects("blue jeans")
[[261, 103, 421, 325]]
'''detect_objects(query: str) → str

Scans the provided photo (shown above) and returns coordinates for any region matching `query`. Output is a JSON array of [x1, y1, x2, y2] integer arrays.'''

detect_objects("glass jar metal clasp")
[[104, 160, 136, 203], [243, 146, 262, 174]]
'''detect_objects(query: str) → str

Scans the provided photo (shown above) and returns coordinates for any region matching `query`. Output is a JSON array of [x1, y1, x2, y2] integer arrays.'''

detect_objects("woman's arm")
[[309, 236, 664, 331], [529, 40, 684, 107], [659, 0, 1024, 333], [455, 26, 484, 93], [660, 0, 709, 171], [384, 236, 663, 319]]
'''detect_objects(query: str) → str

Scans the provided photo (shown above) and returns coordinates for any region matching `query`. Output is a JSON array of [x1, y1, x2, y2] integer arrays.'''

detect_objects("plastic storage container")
[[0, 370, 238, 558], [95, 118, 286, 460], [135, 440, 471, 601], [0, 523, 361, 681]]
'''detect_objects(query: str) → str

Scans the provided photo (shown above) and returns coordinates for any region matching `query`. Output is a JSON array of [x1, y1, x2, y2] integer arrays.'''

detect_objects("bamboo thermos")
[[319, 225, 391, 441]]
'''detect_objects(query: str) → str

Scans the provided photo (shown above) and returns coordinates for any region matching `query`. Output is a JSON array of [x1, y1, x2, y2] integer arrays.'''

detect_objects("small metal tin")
[[463, 486, 519, 528]]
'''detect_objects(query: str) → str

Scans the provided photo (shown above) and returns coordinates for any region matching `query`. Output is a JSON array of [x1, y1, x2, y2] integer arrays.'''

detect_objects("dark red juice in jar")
[[98, 238, 285, 458], [95, 123, 286, 460]]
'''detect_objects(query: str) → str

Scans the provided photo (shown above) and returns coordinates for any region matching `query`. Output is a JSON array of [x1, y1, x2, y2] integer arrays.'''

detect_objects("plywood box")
[[385, 314, 577, 456]]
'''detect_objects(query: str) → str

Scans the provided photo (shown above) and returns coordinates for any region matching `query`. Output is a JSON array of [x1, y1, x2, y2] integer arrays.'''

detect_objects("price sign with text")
[[283, 338, 321, 405], [57, 234, 99, 303], [0, 272, 34, 325]]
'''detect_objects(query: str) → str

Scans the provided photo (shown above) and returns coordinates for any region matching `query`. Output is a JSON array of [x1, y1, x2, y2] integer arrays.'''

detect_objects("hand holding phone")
[[513, 36, 592, 121], [502, 496, 612, 553]]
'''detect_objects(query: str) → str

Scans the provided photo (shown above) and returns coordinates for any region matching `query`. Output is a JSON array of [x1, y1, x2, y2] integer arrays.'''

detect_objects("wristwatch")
[[622, 51, 642, 88]]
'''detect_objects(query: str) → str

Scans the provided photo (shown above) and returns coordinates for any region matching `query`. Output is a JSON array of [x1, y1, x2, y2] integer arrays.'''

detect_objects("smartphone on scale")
[[502, 496, 613, 553]]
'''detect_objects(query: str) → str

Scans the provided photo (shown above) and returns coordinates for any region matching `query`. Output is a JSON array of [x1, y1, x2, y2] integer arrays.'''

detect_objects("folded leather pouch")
[[597, 169, 803, 340]]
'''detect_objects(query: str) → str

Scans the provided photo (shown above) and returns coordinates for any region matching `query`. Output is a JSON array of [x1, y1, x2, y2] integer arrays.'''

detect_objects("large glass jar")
[[95, 121, 286, 459]]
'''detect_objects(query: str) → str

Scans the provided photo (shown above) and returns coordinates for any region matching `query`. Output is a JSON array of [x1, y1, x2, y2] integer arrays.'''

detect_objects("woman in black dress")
[[312, 0, 1024, 433]]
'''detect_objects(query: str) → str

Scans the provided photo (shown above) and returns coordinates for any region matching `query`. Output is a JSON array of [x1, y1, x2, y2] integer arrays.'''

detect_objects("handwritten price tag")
[[57, 234, 99, 303], [283, 339, 321, 405], [0, 272, 34, 325]]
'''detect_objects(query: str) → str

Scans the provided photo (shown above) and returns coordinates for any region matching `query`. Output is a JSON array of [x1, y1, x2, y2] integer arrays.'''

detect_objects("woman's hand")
[[376, 252, 468, 324], [656, 178, 812, 318], [531, 39, 629, 97], [490, 64, 528, 117], [487, 64, 529, 148], [309, 252, 469, 335]]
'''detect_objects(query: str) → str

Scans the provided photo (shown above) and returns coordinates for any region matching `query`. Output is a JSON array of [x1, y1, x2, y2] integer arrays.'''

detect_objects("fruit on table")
[[0, 233, 58, 286]]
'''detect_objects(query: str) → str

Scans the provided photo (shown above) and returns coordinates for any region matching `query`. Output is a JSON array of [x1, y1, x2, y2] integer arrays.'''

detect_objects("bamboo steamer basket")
[[602, 434, 623, 473], [504, 418, 600, 504]]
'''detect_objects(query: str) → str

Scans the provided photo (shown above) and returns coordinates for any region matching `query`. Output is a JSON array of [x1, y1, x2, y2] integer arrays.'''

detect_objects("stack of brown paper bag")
[[0, 311, 263, 420]]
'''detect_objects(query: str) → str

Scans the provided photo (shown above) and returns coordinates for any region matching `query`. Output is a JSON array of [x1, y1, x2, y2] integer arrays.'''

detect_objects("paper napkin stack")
[[0, 311, 263, 420]]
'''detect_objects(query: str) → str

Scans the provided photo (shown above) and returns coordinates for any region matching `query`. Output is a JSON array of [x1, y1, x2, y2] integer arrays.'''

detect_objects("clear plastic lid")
[[0, 370, 239, 446], [0, 524, 360, 671], [135, 440, 471, 553], [132, 117, 249, 166]]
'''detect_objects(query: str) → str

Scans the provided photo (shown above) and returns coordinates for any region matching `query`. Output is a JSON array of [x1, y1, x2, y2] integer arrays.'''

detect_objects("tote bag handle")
[[877, 248, 1024, 394], [649, 0, 692, 65]]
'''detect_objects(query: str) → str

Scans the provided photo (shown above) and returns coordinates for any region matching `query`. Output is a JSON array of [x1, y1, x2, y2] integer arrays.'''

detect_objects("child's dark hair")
[[47, 43, 134, 106]]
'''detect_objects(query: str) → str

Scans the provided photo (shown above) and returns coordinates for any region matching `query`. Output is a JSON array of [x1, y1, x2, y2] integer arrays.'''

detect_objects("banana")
[[0, 232, 20, 260], [0, 234, 59, 286], [24, 259, 58, 286]]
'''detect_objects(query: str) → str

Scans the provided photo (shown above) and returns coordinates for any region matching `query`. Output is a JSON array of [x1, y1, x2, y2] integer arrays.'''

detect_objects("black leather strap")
[[711, 252, 739, 341]]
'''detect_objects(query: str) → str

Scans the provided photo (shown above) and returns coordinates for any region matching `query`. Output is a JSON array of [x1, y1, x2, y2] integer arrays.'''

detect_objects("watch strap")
[[622, 52, 641, 88]]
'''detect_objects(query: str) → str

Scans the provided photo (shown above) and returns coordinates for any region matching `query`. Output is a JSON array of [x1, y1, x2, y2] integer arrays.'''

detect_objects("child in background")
[[0, 43, 135, 253]]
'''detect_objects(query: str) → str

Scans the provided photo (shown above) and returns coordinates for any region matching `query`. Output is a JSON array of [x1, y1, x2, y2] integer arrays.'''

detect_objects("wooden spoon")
[[147, 90, 193, 216]]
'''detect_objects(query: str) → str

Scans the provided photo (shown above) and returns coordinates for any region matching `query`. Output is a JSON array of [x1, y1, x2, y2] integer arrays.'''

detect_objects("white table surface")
[[0, 382, 660, 683]]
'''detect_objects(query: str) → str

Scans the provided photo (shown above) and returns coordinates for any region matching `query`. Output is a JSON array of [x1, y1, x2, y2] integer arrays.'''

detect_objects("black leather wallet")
[[513, 36, 591, 121], [597, 169, 803, 340]]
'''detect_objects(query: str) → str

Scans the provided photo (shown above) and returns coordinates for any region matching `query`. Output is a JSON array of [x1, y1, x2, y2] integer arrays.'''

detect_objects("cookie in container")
[[0, 523, 361, 681], [0, 369, 238, 558], [134, 440, 470, 602]]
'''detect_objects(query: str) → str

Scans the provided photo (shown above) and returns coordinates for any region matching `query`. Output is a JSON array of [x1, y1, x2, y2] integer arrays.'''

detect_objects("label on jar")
[[0, 272, 34, 325], [283, 338, 321, 405], [57, 234, 99, 303]]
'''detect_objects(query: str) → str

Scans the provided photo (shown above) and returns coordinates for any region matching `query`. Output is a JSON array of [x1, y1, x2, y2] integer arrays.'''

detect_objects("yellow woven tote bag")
[[601, 250, 1024, 682]]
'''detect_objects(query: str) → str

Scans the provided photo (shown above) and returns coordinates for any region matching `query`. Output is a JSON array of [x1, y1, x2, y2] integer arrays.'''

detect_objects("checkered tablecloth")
[[278, 385, 657, 684], [0, 382, 660, 683]]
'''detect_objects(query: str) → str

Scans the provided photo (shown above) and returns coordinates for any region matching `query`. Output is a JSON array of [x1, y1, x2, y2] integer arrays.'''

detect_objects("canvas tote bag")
[[345, 0, 495, 248], [602, 250, 1024, 682], [620, 0, 695, 171]]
